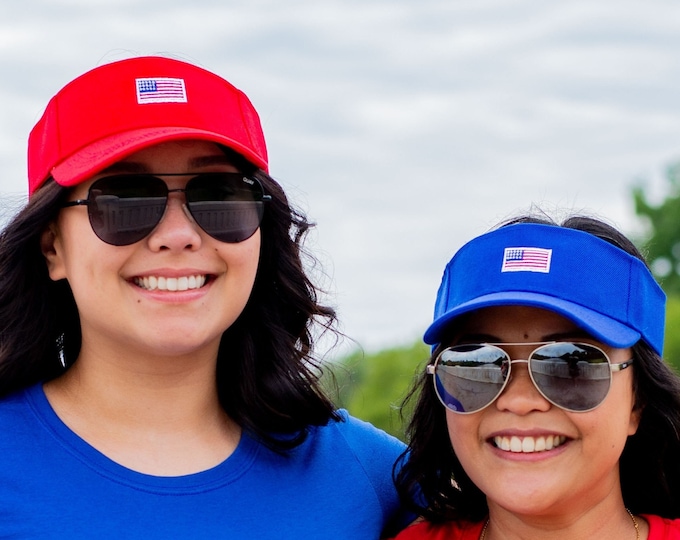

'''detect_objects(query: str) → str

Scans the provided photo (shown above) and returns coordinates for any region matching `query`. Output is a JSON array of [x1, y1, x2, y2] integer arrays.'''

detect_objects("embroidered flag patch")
[[136, 77, 187, 104], [501, 247, 552, 273]]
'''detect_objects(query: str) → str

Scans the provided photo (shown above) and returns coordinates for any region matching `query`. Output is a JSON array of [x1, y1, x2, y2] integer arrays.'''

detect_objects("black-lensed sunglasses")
[[62, 173, 271, 246], [427, 341, 633, 414]]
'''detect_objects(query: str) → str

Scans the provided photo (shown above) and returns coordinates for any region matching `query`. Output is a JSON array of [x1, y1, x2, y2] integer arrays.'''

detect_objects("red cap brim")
[[51, 127, 269, 187]]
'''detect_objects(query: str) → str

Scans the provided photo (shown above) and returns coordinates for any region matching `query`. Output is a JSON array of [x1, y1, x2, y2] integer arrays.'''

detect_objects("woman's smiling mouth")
[[133, 275, 208, 291], [492, 434, 567, 453]]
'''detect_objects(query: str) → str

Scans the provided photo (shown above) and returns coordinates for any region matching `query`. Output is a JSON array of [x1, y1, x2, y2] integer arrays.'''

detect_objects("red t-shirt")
[[393, 515, 680, 539], [391, 521, 484, 540], [645, 515, 680, 539]]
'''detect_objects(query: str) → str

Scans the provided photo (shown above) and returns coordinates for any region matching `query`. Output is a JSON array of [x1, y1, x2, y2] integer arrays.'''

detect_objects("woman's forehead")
[[453, 306, 584, 339]]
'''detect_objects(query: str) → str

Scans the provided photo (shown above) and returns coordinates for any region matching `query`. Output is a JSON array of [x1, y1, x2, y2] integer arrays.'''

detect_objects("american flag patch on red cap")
[[136, 77, 187, 104], [501, 247, 552, 273]]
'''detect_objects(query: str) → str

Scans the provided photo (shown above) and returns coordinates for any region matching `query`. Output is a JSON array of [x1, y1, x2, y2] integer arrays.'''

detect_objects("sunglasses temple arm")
[[61, 200, 89, 208], [610, 358, 634, 372]]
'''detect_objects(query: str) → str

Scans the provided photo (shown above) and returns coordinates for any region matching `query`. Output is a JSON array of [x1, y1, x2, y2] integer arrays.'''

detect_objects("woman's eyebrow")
[[454, 330, 592, 344], [543, 330, 592, 341], [188, 155, 234, 169], [454, 333, 500, 344], [97, 162, 149, 174], [97, 155, 235, 175]]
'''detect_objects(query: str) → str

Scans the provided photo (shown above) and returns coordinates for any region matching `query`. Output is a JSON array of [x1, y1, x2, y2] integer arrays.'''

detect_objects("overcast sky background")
[[1, 0, 679, 357]]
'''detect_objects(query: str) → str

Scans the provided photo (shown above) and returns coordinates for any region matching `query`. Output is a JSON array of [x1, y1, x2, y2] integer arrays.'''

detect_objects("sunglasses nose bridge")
[[166, 187, 187, 200], [501, 358, 530, 387], [493, 358, 553, 412], [164, 188, 191, 213], [152, 188, 201, 235]]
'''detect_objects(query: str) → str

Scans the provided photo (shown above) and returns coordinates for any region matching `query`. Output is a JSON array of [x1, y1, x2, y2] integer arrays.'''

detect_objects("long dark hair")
[[0, 149, 339, 451], [395, 214, 680, 522]]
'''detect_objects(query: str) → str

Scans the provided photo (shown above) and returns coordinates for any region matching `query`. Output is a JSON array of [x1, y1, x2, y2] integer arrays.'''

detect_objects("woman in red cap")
[[392, 215, 680, 540], [0, 56, 410, 538]]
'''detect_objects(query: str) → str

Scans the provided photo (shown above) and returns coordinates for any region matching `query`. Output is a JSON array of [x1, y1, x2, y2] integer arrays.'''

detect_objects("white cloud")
[[1, 0, 680, 352]]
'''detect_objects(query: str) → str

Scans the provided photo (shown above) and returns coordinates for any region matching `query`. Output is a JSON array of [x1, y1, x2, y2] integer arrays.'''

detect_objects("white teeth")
[[493, 435, 567, 453], [134, 275, 207, 291]]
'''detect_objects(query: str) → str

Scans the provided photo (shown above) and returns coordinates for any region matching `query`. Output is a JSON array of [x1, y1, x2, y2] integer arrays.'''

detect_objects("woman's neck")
[[43, 342, 241, 476], [484, 500, 649, 540]]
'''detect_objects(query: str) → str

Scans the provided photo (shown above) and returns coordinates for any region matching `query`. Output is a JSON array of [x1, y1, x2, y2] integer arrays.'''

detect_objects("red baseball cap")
[[28, 56, 268, 195]]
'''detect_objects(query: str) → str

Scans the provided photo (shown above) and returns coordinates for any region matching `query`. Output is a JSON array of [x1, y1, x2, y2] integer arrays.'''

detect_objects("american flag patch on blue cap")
[[501, 247, 552, 273], [136, 77, 187, 104]]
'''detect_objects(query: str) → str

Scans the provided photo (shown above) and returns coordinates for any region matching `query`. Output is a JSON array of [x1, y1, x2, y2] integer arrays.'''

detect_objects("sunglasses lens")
[[433, 345, 509, 413], [87, 175, 167, 246], [82, 173, 267, 246], [529, 343, 611, 411], [185, 174, 265, 243]]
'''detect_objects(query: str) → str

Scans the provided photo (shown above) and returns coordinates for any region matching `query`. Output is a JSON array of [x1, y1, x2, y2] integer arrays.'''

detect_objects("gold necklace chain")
[[628, 508, 640, 540], [479, 509, 639, 540]]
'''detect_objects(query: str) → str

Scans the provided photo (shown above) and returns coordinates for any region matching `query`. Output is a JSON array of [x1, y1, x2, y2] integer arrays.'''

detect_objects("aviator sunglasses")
[[427, 341, 633, 413], [62, 173, 271, 246]]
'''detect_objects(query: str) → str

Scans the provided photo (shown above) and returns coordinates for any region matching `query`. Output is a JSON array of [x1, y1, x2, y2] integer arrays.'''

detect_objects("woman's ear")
[[628, 401, 643, 436], [40, 223, 66, 281]]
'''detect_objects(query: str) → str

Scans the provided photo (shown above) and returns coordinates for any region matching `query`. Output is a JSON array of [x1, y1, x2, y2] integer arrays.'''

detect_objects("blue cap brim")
[[423, 291, 641, 349]]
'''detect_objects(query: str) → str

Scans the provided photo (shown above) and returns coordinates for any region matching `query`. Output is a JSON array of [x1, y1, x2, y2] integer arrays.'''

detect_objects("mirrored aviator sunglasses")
[[427, 341, 633, 414], [62, 173, 272, 246]]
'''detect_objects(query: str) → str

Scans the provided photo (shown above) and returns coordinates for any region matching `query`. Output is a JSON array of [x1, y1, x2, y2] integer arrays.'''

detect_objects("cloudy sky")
[[1, 0, 679, 356]]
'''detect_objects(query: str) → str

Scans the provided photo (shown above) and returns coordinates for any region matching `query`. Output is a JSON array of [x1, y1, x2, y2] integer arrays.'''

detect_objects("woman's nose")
[[145, 193, 203, 251], [494, 360, 552, 414]]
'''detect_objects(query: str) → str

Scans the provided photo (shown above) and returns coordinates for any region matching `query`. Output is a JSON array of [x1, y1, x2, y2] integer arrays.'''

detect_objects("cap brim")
[[423, 291, 641, 348], [50, 127, 269, 187]]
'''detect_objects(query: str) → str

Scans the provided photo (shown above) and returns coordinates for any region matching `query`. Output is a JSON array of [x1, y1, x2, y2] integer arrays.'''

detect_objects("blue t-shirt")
[[0, 384, 410, 539]]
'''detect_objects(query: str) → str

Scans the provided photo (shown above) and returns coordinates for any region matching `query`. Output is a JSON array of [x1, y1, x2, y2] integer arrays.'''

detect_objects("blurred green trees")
[[634, 162, 680, 295], [634, 160, 680, 372], [325, 340, 429, 440], [664, 296, 680, 372]]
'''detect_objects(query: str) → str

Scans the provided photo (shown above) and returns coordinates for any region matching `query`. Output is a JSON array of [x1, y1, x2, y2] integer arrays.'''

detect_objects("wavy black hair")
[[0, 148, 339, 451], [395, 214, 680, 522]]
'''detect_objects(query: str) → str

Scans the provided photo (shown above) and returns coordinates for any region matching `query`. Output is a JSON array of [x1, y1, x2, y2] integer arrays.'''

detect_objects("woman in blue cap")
[[393, 215, 680, 540]]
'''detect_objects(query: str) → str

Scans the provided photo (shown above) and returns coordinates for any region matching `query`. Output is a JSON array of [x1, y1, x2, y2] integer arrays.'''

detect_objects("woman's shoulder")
[[307, 410, 408, 509], [325, 409, 406, 458], [644, 514, 680, 539], [0, 384, 38, 417], [391, 520, 485, 540], [0, 384, 45, 447]]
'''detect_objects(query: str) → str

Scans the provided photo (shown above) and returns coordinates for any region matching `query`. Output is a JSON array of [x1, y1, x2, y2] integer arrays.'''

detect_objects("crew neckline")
[[24, 383, 259, 494]]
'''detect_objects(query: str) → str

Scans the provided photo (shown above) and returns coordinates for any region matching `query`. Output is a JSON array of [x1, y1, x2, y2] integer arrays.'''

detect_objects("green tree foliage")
[[633, 161, 680, 370], [325, 340, 430, 441], [664, 296, 680, 373], [633, 162, 680, 294]]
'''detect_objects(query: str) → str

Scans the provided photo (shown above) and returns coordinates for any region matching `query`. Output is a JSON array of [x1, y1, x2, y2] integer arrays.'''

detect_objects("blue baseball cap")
[[424, 223, 666, 355]]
